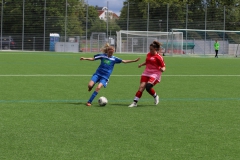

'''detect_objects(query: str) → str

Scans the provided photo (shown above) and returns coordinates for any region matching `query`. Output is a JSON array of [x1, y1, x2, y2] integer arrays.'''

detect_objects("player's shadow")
[[110, 103, 150, 107], [110, 103, 129, 107], [64, 102, 107, 107], [66, 102, 86, 105], [62, 102, 155, 107]]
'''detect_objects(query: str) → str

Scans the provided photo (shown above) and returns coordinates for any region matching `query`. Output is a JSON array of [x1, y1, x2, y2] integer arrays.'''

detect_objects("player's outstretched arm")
[[80, 57, 94, 61], [122, 58, 140, 64], [138, 62, 146, 68]]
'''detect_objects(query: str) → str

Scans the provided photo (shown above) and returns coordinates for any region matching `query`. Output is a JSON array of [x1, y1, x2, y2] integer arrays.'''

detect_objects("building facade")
[[97, 7, 119, 21]]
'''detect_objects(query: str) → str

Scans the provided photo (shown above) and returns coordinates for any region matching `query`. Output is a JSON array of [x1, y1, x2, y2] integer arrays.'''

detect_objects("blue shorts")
[[91, 74, 109, 87]]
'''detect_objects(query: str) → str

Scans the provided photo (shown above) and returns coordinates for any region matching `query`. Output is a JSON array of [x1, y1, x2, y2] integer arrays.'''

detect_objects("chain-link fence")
[[1, 1, 240, 55]]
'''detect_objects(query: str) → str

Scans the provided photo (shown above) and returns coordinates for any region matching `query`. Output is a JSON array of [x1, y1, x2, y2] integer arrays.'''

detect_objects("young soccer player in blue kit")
[[80, 43, 140, 106]]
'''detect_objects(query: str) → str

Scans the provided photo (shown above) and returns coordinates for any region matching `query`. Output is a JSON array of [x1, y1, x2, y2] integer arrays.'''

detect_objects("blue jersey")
[[94, 53, 122, 79]]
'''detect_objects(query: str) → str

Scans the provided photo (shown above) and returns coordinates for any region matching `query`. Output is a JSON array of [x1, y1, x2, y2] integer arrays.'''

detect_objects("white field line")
[[0, 75, 240, 77]]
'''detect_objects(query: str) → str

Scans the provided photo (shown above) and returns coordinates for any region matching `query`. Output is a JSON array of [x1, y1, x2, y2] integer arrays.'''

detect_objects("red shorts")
[[140, 76, 159, 85]]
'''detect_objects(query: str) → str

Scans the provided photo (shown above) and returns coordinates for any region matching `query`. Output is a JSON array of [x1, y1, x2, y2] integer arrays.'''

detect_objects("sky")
[[86, 0, 125, 16]]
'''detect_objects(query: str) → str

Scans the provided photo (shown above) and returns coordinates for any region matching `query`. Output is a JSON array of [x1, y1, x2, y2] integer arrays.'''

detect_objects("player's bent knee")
[[95, 86, 102, 92], [146, 83, 153, 92]]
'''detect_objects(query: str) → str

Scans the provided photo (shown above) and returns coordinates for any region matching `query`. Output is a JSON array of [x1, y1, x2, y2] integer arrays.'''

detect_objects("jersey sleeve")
[[94, 54, 103, 60], [158, 56, 165, 68], [114, 57, 122, 64]]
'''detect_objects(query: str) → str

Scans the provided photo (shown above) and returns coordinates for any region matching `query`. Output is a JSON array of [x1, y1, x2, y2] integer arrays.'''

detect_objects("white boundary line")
[[0, 52, 239, 58], [0, 75, 240, 77]]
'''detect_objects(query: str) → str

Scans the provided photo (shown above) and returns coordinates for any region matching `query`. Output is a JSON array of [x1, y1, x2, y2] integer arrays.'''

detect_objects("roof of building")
[[96, 7, 103, 10], [98, 10, 104, 16], [96, 6, 119, 19], [113, 13, 119, 19]]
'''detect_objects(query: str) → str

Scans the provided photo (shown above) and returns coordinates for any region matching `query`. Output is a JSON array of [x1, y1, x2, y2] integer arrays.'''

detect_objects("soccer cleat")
[[86, 102, 91, 106], [128, 102, 137, 107], [154, 95, 159, 105]]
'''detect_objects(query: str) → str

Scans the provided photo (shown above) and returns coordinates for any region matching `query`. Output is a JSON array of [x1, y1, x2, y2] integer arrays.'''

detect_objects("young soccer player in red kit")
[[128, 41, 166, 107]]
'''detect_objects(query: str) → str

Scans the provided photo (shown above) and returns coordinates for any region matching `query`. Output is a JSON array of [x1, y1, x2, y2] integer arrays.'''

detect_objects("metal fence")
[[0, 0, 240, 55]]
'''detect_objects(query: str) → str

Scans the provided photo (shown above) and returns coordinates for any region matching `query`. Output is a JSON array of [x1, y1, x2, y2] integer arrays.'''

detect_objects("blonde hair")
[[101, 43, 115, 53]]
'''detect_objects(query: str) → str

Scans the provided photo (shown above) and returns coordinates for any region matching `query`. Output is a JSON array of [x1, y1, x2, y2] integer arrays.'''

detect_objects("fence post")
[[33, 37, 35, 51], [204, 4, 207, 55], [65, 0, 67, 44], [1, 0, 3, 50], [127, 2, 129, 52], [146, 3, 149, 51], [8, 36, 10, 49], [210, 39, 212, 54], [43, 0, 46, 51], [86, 1, 88, 53], [22, 0, 25, 51], [185, 4, 188, 54], [90, 35, 92, 52], [107, 1, 109, 39], [223, 6, 226, 55], [166, 4, 169, 54]]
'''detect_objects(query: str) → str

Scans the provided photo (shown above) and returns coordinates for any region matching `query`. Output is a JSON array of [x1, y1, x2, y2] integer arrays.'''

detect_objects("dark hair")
[[150, 41, 162, 51]]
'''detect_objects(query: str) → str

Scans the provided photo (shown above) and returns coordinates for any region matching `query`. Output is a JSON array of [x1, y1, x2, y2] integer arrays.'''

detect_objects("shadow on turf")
[[61, 102, 155, 108], [110, 103, 155, 107], [62, 102, 112, 107], [64, 102, 86, 105], [66, 102, 129, 107]]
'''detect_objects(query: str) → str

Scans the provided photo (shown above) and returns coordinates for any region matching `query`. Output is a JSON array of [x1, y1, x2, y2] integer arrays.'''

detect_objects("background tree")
[[118, 0, 240, 31], [81, 5, 99, 38], [0, 0, 85, 36], [88, 19, 107, 33], [85, 5, 121, 37], [107, 19, 121, 37], [46, 0, 84, 36]]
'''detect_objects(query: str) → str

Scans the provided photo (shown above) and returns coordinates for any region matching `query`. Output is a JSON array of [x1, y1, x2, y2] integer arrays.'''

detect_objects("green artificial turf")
[[0, 52, 239, 160]]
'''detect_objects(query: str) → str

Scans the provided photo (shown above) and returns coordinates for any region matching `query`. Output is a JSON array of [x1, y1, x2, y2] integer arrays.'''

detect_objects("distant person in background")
[[214, 40, 220, 58]]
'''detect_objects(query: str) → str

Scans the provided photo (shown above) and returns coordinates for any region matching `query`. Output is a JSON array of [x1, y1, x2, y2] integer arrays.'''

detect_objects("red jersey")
[[142, 52, 165, 81]]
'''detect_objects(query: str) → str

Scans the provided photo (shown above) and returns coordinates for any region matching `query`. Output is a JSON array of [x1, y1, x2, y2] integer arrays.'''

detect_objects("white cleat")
[[128, 102, 137, 107], [154, 95, 159, 105]]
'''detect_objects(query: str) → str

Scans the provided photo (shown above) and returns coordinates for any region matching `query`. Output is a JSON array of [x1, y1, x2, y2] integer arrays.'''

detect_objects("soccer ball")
[[98, 96, 108, 106]]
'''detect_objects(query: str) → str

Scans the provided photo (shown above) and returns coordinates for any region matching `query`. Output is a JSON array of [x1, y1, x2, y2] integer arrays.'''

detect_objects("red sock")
[[148, 88, 156, 96], [135, 91, 143, 98], [133, 91, 143, 103]]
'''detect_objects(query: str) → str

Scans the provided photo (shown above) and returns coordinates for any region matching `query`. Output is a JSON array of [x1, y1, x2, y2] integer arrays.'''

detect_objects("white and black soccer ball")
[[98, 96, 108, 106]]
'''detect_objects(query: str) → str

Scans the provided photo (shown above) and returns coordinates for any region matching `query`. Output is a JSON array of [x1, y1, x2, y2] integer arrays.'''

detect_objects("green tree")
[[118, 0, 240, 31], [81, 5, 99, 38], [204, 0, 240, 30], [88, 19, 107, 33], [85, 5, 121, 37], [108, 19, 121, 36], [0, 0, 85, 36], [46, 0, 84, 36], [118, 0, 188, 31], [118, 0, 148, 31]]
